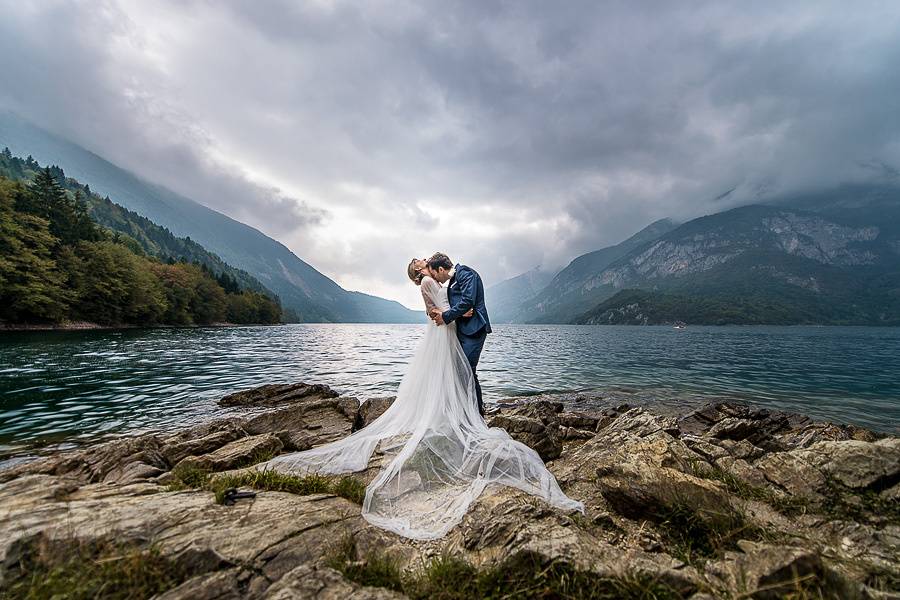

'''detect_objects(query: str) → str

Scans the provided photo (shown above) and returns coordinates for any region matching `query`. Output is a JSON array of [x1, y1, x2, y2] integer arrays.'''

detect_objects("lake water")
[[1, 324, 898, 461]]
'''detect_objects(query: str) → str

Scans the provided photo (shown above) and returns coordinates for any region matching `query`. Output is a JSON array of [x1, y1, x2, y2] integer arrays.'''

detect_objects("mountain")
[[486, 266, 557, 323], [0, 113, 420, 323], [507, 218, 679, 323], [573, 188, 900, 325]]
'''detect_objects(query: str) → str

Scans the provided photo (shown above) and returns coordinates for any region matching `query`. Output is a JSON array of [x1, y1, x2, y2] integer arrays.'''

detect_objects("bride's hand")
[[463, 309, 474, 317]]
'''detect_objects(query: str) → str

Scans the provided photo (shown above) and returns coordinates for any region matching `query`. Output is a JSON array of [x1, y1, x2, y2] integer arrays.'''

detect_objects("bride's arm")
[[420, 277, 440, 314]]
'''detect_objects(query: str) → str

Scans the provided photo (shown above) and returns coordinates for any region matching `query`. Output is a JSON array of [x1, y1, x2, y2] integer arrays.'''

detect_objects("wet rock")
[[174, 434, 283, 473], [354, 397, 396, 431], [679, 402, 795, 451], [218, 382, 339, 407], [488, 401, 563, 460]]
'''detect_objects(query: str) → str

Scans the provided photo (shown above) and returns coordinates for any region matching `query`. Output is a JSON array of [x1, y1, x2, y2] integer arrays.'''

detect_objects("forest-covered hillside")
[[0, 150, 282, 327]]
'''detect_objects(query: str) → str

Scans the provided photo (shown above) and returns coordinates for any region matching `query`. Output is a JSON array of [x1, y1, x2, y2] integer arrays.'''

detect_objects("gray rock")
[[715, 542, 861, 599], [173, 434, 283, 473], [161, 422, 248, 465], [244, 396, 359, 449], [354, 397, 396, 431], [0, 435, 168, 485], [264, 564, 405, 599], [488, 401, 562, 460], [219, 382, 339, 407], [2, 384, 897, 598], [155, 568, 244, 600], [797, 439, 900, 490]]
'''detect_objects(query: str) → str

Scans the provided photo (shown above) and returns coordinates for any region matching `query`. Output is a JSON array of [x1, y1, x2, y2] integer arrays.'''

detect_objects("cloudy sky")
[[2, 1, 899, 308]]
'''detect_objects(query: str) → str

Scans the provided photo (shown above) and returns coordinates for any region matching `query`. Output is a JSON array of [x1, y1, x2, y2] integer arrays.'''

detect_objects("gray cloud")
[[1, 0, 899, 307]]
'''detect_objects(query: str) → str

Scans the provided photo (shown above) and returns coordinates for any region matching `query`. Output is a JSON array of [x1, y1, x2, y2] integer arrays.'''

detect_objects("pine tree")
[[25, 167, 80, 246], [72, 189, 100, 241]]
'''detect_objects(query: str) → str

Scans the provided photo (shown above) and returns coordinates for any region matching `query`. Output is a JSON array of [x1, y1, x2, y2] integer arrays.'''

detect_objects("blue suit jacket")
[[441, 264, 492, 337]]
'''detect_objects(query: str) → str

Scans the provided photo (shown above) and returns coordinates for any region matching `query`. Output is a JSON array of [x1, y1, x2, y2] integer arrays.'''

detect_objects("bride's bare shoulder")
[[421, 275, 439, 286]]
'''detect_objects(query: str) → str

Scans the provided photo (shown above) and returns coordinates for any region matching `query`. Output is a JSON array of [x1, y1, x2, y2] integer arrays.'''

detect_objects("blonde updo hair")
[[407, 258, 425, 285]]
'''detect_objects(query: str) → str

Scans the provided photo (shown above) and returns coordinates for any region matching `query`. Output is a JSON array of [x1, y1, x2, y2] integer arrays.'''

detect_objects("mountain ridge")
[[0, 112, 421, 323]]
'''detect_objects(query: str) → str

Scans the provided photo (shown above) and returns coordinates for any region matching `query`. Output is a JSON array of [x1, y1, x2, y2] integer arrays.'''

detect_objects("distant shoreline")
[[0, 321, 275, 332]]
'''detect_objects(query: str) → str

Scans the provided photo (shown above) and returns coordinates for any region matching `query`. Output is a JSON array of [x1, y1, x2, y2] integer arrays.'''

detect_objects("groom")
[[427, 252, 492, 416]]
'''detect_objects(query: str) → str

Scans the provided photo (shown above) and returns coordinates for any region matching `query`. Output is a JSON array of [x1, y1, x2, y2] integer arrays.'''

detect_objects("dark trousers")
[[458, 329, 487, 416]]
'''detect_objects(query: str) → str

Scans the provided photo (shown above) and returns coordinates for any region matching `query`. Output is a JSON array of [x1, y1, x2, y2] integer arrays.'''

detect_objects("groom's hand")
[[429, 308, 445, 325]]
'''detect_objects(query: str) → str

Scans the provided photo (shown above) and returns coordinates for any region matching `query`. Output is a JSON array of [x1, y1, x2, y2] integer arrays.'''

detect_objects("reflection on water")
[[1, 324, 898, 459]]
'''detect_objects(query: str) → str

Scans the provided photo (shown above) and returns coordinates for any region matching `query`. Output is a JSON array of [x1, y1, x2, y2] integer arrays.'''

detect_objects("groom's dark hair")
[[427, 252, 453, 271]]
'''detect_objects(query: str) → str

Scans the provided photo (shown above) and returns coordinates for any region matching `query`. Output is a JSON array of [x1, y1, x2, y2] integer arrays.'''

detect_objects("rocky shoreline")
[[1, 382, 897, 599]]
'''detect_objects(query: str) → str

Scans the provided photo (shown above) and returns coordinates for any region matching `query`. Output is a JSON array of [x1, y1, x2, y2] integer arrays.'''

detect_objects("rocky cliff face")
[[511, 218, 678, 323], [1, 383, 898, 599], [596, 206, 892, 290], [527, 189, 900, 324]]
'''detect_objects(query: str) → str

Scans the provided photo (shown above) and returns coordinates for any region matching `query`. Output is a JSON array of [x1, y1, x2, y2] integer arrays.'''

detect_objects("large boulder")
[[488, 401, 563, 461], [218, 382, 339, 407], [244, 396, 359, 451], [447, 490, 701, 595], [755, 438, 900, 501]]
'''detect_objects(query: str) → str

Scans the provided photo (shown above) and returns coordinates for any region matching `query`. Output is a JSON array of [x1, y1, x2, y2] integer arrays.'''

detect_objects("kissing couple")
[[264, 253, 583, 539]]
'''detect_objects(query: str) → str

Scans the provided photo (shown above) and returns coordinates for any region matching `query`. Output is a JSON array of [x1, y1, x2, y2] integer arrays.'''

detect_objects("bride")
[[264, 258, 583, 540]]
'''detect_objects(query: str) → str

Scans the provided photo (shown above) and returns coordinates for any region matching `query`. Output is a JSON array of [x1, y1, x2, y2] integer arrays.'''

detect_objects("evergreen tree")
[[0, 179, 68, 322], [72, 189, 100, 241], [24, 167, 80, 246]]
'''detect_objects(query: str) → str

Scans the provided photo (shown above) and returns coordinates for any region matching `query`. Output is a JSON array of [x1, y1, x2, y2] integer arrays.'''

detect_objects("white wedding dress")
[[265, 275, 583, 539]]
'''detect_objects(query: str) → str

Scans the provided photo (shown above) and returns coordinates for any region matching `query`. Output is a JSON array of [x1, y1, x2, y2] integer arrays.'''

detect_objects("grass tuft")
[[1, 536, 190, 600], [689, 461, 809, 516], [326, 533, 688, 600], [653, 502, 764, 566], [166, 462, 211, 491], [166, 465, 367, 506]]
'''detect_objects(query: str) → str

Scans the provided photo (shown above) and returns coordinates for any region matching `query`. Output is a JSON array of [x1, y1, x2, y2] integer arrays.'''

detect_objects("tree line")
[[0, 167, 282, 327]]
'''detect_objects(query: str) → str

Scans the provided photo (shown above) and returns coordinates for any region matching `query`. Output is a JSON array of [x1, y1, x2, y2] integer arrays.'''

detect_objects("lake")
[[1, 324, 899, 461]]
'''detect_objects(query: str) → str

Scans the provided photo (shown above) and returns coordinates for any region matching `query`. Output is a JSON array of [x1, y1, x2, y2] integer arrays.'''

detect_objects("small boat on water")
[[673, 321, 687, 329]]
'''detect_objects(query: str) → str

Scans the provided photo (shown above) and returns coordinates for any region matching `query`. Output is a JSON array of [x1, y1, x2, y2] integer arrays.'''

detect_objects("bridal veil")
[[265, 275, 583, 539]]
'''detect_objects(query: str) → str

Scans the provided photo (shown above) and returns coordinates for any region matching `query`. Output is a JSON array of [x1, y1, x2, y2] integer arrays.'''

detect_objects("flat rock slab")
[[219, 383, 339, 407], [174, 433, 284, 473]]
